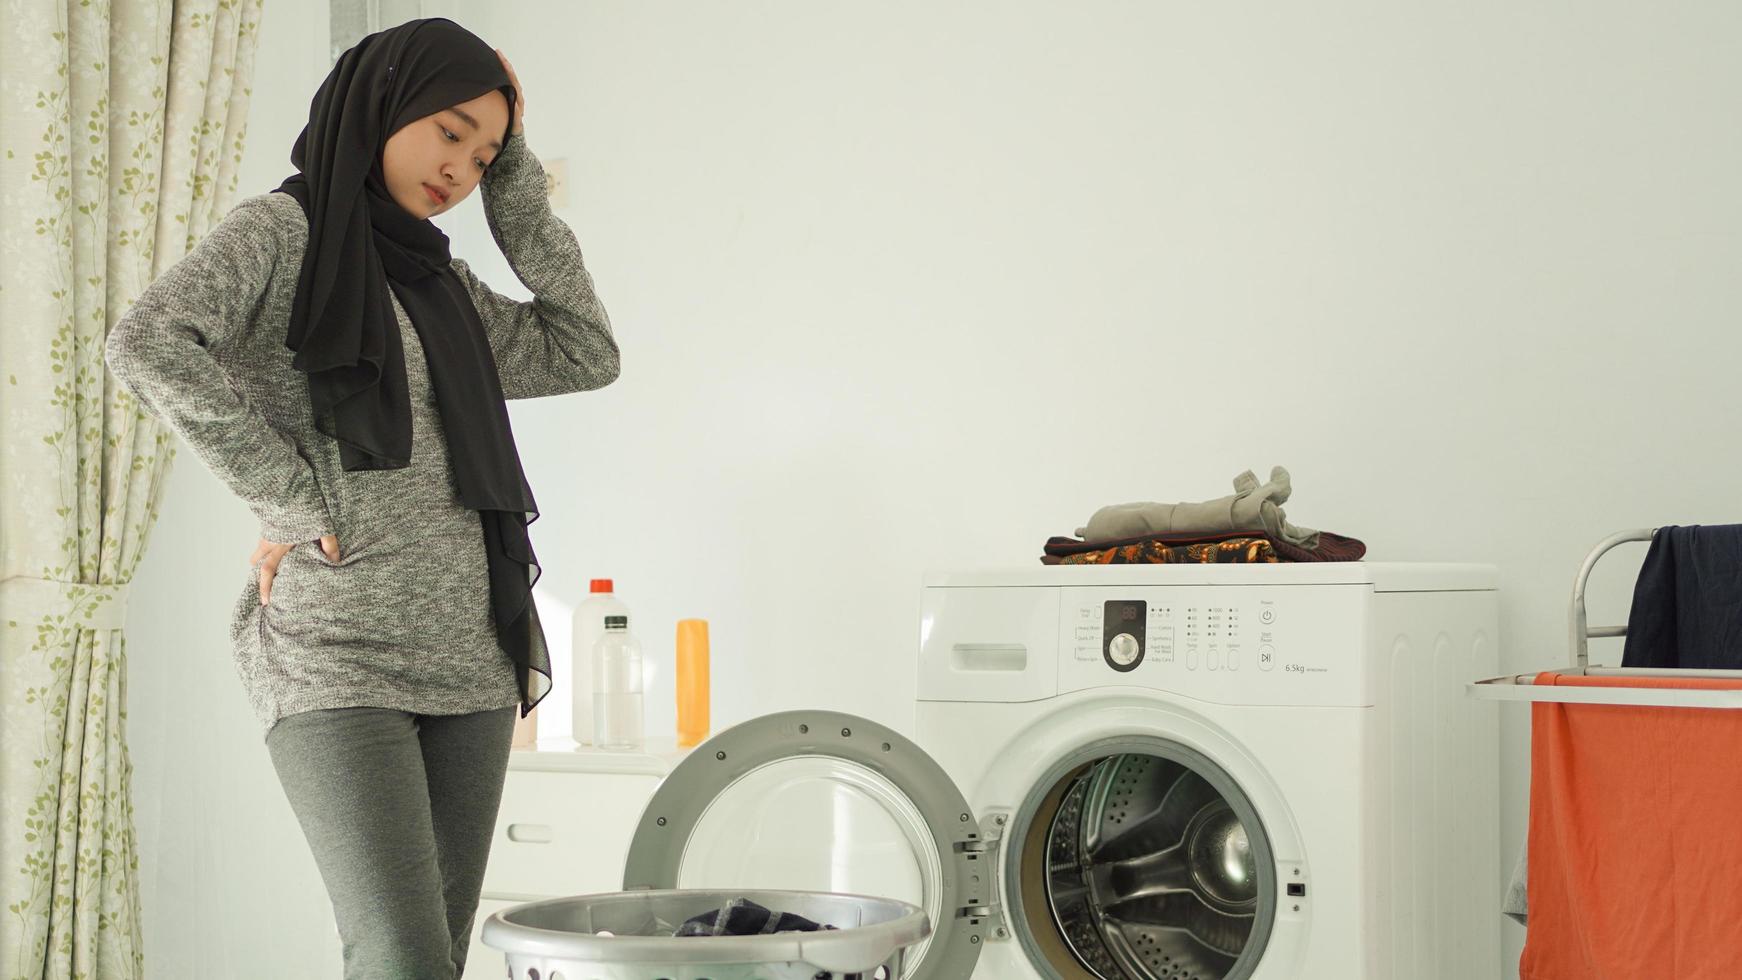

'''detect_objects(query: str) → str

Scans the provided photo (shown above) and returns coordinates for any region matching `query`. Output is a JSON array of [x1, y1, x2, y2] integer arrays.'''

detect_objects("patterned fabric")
[[1, 2, 267, 975], [1053, 537, 1282, 565], [1042, 528, 1367, 565], [674, 897, 836, 938]]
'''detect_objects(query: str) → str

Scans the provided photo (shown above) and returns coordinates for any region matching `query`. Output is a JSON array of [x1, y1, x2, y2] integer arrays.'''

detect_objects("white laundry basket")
[[480, 888, 930, 980]]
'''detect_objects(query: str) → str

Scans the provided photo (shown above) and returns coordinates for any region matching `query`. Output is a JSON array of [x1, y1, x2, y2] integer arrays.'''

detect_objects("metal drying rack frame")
[[1469, 527, 1742, 709]]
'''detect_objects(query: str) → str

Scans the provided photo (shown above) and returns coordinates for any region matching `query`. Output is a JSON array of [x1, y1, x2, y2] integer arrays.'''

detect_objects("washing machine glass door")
[[623, 709, 985, 980], [1007, 738, 1279, 980]]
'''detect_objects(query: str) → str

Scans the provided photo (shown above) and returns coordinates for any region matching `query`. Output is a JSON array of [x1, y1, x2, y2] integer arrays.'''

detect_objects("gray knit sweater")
[[104, 131, 618, 736]]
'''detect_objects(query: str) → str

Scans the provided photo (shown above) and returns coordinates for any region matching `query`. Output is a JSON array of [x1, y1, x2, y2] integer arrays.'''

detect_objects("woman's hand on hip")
[[250, 533, 340, 605]]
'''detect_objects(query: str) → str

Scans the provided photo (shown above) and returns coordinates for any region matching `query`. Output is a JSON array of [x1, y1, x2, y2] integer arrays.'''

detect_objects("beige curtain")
[[0, 0, 266, 976]]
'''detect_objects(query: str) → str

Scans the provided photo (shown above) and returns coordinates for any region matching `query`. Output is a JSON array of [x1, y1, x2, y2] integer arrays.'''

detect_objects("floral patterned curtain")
[[0, 0, 265, 975]]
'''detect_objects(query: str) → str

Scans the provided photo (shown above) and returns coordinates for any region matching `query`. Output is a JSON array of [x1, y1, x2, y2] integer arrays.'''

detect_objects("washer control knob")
[[1108, 632, 1141, 666]]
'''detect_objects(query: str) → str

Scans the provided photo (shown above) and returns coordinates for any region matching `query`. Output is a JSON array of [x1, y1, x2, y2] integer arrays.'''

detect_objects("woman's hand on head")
[[251, 533, 341, 605], [496, 49, 525, 136]]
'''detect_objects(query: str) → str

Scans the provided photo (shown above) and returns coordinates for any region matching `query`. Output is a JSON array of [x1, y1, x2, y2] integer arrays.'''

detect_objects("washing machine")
[[619, 562, 1500, 979]]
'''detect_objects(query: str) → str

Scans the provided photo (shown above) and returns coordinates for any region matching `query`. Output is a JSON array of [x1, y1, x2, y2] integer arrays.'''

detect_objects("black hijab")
[[273, 17, 550, 717]]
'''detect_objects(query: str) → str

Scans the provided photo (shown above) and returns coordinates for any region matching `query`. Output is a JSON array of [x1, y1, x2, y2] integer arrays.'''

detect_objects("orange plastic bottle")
[[676, 619, 710, 748]]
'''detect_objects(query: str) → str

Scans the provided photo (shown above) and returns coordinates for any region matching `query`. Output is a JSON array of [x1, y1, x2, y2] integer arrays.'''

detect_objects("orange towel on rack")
[[1521, 671, 1742, 980]]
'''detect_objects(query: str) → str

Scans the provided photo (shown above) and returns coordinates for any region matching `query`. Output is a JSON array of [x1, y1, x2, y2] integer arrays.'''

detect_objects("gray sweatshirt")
[[103, 131, 619, 736]]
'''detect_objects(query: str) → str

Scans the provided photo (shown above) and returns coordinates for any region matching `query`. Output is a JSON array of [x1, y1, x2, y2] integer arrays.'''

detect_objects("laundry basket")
[[480, 888, 930, 980]]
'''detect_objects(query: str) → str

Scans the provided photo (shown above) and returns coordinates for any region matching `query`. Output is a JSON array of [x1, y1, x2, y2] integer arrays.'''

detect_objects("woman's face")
[[381, 89, 510, 217]]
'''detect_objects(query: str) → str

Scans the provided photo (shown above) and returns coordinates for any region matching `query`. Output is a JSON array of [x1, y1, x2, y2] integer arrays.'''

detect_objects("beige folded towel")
[[1077, 466, 1319, 548]]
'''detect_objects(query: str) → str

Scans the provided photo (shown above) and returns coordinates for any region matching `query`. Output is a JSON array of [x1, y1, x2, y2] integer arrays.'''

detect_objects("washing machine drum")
[[1044, 754, 1263, 980]]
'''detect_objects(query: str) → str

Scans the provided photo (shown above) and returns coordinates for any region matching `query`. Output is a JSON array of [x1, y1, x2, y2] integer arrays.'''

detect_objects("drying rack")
[[1469, 527, 1742, 708]]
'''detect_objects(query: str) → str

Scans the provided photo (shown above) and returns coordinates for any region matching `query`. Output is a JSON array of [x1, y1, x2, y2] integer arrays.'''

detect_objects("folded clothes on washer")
[[673, 897, 836, 938], [1040, 529, 1367, 566], [1044, 535, 1282, 565], [1076, 466, 1320, 547]]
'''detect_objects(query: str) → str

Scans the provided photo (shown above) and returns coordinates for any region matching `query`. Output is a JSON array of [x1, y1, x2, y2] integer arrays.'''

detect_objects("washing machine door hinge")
[[953, 811, 1011, 940]]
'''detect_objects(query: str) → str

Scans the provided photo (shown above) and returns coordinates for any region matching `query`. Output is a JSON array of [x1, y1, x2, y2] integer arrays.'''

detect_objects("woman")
[[103, 17, 618, 978]]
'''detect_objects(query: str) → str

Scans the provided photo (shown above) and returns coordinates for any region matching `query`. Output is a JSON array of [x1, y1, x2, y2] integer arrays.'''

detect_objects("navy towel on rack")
[[1621, 524, 1742, 669]]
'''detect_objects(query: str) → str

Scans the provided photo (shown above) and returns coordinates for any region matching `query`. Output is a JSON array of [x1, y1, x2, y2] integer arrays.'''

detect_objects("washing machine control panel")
[[1060, 586, 1370, 706], [1102, 600, 1146, 671]]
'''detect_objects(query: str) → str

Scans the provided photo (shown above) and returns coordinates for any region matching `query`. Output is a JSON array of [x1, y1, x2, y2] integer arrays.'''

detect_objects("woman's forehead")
[[438, 91, 507, 136], [448, 89, 507, 119]]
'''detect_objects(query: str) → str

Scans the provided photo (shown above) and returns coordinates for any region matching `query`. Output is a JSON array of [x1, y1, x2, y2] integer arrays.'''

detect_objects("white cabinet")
[[460, 736, 689, 980]]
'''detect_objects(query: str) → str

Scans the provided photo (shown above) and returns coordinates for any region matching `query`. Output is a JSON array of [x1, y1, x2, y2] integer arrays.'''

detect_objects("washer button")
[[1259, 644, 1277, 671]]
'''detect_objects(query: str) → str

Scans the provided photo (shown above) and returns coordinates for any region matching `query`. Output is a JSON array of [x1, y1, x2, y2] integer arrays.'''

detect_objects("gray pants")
[[266, 705, 518, 979]]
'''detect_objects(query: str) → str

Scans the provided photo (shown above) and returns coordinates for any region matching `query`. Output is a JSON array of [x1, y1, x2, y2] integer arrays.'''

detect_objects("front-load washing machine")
[[619, 562, 1499, 979]]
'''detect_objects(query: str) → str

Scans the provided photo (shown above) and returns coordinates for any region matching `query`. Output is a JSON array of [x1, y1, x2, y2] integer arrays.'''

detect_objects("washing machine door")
[[622, 709, 985, 979]]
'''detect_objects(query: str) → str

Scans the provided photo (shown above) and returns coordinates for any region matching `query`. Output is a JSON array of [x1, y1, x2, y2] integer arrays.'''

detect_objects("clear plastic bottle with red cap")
[[570, 578, 628, 745]]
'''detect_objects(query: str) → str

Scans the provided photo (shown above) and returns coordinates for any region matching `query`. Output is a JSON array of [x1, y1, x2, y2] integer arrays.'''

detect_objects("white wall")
[[123, 1, 340, 975], [122, 1, 1742, 976]]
